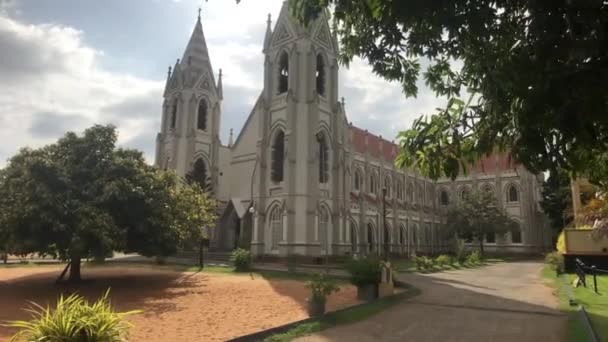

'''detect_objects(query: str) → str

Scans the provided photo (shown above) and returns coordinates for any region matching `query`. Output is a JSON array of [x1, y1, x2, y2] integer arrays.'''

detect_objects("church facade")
[[155, 3, 551, 257]]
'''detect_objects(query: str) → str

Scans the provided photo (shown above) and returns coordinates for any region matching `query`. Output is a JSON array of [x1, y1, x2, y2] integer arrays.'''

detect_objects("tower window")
[[278, 52, 289, 94], [170, 99, 178, 129], [318, 133, 329, 183], [507, 184, 519, 203], [353, 169, 362, 191], [316, 54, 326, 96], [384, 176, 392, 198], [270, 206, 282, 250], [369, 173, 378, 194], [197, 99, 207, 131], [440, 189, 449, 206], [271, 130, 285, 183]]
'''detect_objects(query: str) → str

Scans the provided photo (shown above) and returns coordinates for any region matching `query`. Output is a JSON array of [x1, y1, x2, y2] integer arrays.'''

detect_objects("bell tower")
[[252, 2, 349, 256], [155, 10, 223, 190]]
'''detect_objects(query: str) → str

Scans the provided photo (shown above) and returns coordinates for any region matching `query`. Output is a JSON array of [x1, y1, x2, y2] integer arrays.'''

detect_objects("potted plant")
[[345, 256, 381, 301], [305, 273, 340, 317]]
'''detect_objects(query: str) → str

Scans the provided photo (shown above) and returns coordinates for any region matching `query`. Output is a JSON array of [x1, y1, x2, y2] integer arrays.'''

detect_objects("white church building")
[[155, 2, 551, 258]]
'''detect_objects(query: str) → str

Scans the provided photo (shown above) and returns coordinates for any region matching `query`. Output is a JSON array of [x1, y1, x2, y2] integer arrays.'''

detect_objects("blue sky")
[[0, 0, 445, 166]]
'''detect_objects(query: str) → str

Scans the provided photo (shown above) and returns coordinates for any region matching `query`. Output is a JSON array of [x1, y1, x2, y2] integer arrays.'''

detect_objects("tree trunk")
[[479, 238, 484, 257], [68, 257, 81, 282], [198, 238, 204, 270]]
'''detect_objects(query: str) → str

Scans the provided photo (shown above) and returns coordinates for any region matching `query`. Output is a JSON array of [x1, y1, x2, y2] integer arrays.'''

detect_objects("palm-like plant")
[[6, 290, 141, 342]]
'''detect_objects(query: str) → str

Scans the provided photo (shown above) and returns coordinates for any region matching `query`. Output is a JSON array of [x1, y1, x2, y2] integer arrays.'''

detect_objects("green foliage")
[[305, 273, 340, 303], [345, 256, 381, 287], [455, 240, 468, 264], [446, 190, 518, 256], [230, 248, 251, 272], [413, 256, 434, 270], [6, 290, 141, 342], [289, 0, 608, 180], [435, 255, 451, 267], [544, 252, 564, 273], [541, 168, 574, 232], [466, 250, 482, 265], [0, 125, 217, 281]]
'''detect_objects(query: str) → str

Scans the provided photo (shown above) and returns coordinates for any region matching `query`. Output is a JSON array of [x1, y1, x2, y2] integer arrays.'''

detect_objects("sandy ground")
[[0, 264, 359, 341], [296, 261, 567, 342]]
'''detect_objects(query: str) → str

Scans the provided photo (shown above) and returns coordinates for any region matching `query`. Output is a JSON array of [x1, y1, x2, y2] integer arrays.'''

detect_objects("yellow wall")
[[564, 229, 608, 255]]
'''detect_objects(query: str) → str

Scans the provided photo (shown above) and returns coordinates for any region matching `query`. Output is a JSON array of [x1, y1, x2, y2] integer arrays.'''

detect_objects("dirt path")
[[296, 261, 567, 342]]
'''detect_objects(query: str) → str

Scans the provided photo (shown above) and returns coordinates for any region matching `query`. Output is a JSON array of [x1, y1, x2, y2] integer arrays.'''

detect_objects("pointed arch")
[[366, 220, 377, 253], [268, 204, 283, 251], [353, 167, 363, 191], [349, 219, 359, 253], [317, 132, 329, 183], [277, 51, 289, 94], [369, 171, 379, 194], [458, 186, 471, 200], [318, 205, 331, 249], [399, 223, 407, 246], [271, 129, 285, 183], [186, 158, 210, 191], [506, 183, 520, 203], [396, 179, 404, 200], [197, 98, 207, 131], [439, 188, 450, 206], [315, 53, 326, 97], [170, 98, 178, 129]]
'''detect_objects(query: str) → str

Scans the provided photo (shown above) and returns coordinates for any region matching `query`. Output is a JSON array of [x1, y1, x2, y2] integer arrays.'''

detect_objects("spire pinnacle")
[[228, 128, 234, 147], [198, 7, 202, 22], [263, 13, 273, 52], [217, 68, 223, 100]]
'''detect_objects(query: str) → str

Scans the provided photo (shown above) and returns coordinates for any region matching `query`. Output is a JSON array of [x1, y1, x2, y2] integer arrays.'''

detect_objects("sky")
[[0, 0, 446, 167]]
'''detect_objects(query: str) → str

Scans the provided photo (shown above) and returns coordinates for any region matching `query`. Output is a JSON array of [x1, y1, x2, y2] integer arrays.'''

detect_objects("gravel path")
[[296, 261, 566, 342]]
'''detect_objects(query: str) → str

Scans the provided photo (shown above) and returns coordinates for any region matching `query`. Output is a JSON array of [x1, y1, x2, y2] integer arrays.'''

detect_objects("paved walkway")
[[296, 261, 566, 342]]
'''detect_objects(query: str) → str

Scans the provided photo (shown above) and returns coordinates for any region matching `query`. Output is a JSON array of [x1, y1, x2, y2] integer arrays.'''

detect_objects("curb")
[[226, 279, 415, 342], [579, 306, 599, 342]]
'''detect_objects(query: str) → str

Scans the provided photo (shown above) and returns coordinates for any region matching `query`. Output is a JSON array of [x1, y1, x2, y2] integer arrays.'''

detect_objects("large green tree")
[[540, 168, 573, 234], [289, 0, 608, 180], [446, 190, 519, 255], [0, 125, 215, 281]]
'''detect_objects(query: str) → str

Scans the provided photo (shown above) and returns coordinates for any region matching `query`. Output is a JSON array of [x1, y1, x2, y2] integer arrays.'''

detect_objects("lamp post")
[[382, 187, 389, 262]]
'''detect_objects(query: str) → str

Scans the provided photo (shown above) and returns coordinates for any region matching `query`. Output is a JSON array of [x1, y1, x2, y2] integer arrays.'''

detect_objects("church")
[[155, 2, 551, 257]]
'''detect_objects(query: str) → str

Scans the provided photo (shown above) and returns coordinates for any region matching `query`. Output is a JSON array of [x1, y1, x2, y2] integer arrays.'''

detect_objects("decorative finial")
[[198, 7, 202, 21], [267, 13, 272, 26], [168, 66, 172, 76], [341, 97, 345, 107], [219, 68, 223, 78]]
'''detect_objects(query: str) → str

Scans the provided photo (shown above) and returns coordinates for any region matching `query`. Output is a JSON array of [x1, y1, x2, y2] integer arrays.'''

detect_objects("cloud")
[[0, 14, 163, 166]]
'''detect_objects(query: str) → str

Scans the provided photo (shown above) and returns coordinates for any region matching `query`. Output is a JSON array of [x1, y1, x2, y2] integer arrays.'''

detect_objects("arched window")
[[170, 98, 178, 129], [186, 158, 209, 191], [396, 180, 403, 200], [278, 51, 289, 94], [353, 169, 362, 191], [350, 221, 358, 253], [426, 184, 434, 206], [460, 187, 470, 200], [511, 226, 522, 243], [369, 172, 378, 194], [481, 183, 494, 194], [367, 222, 375, 253], [271, 130, 285, 183], [507, 184, 519, 203], [318, 133, 329, 183], [269, 206, 283, 251], [440, 189, 449, 206], [384, 176, 392, 198], [316, 54, 326, 96], [197, 99, 207, 131], [319, 207, 329, 249]]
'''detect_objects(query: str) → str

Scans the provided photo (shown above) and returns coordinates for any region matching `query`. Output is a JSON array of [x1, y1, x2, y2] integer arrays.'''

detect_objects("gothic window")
[[440, 189, 449, 206], [353, 169, 362, 191], [400, 224, 406, 245], [170, 98, 178, 129], [350, 220, 358, 253], [271, 130, 285, 183], [511, 227, 522, 243], [412, 223, 418, 250], [407, 181, 414, 202], [460, 187, 470, 200], [278, 51, 289, 94], [507, 184, 519, 203], [367, 222, 375, 253], [426, 185, 434, 206], [319, 207, 329, 249], [270, 206, 282, 250], [318, 133, 329, 183], [481, 183, 494, 194], [396, 180, 403, 200], [384, 176, 392, 198], [197, 99, 207, 131], [369, 172, 378, 194], [316, 54, 326, 97], [186, 159, 210, 191]]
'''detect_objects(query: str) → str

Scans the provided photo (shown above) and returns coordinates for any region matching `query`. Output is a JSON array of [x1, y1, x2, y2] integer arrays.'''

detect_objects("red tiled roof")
[[350, 126, 398, 162]]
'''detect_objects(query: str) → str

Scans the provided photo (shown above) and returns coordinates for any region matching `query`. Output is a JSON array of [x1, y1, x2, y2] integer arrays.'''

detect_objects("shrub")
[[231, 248, 251, 272], [556, 231, 566, 254], [467, 250, 482, 264], [436, 254, 451, 267], [545, 251, 564, 273], [345, 256, 381, 287], [455, 240, 468, 264], [305, 273, 340, 303], [413, 256, 435, 270], [7, 290, 140, 342]]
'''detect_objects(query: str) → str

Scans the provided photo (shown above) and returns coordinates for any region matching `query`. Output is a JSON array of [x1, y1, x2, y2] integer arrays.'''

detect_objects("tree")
[[446, 190, 518, 256], [289, 0, 608, 180], [0, 125, 216, 282], [540, 168, 573, 235], [184, 162, 216, 268]]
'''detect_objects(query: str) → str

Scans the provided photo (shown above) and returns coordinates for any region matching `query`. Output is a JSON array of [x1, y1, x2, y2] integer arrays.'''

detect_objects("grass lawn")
[[541, 265, 605, 341], [262, 284, 421, 342], [392, 257, 505, 273]]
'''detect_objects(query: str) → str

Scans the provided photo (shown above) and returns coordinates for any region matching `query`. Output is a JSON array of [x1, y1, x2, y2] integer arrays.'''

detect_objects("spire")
[[164, 66, 172, 92], [263, 13, 272, 52], [217, 69, 223, 100], [228, 128, 234, 147], [181, 9, 212, 72]]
